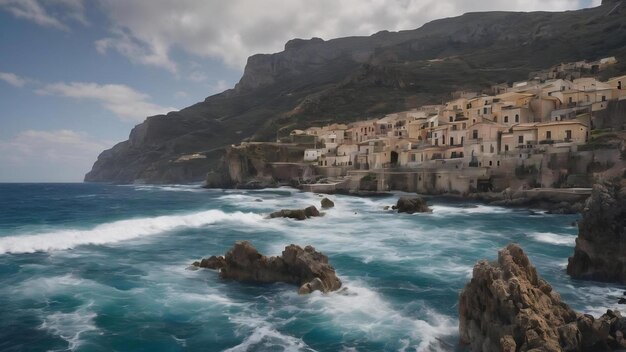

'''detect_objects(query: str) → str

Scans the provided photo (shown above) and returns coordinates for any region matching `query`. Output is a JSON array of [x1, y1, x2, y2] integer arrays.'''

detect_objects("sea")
[[0, 183, 623, 352]]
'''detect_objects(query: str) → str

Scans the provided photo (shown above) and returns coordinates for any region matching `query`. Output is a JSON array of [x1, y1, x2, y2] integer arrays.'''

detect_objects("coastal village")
[[239, 57, 626, 194]]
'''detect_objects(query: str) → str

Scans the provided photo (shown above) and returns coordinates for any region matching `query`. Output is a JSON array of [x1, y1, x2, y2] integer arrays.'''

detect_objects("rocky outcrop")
[[321, 197, 335, 209], [460, 243, 626, 351], [193, 241, 341, 294], [567, 181, 626, 283], [269, 205, 321, 220], [395, 196, 430, 214]]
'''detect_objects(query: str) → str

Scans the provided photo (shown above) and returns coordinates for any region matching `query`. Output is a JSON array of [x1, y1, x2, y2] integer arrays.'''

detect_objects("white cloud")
[[36, 82, 177, 122], [0, 129, 113, 182], [95, 0, 592, 71], [0, 72, 28, 87], [0, 0, 87, 30]]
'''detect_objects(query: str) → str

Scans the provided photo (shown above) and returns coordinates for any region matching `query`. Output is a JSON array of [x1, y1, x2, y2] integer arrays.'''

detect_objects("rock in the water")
[[192, 255, 226, 270], [204, 241, 341, 294], [396, 196, 430, 214], [567, 181, 626, 283], [304, 205, 320, 217], [269, 206, 321, 220], [321, 197, 335, 209], [460, 243, 626, 351]]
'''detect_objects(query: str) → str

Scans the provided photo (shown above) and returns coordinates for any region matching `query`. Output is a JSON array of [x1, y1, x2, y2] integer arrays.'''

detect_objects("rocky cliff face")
[[460, 243, 626, 351], [567, 180, 626, 283], [86, 3, 626, 184]]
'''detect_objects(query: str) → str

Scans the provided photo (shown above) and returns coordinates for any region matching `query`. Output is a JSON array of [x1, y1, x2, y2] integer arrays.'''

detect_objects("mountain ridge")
[[85, 2, 626, 184]]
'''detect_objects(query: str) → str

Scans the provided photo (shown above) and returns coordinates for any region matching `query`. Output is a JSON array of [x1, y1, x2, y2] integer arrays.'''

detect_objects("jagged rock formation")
[[269, 205, 321, 220], [86, 3, 626, 184], [395, 196, 430, 214], [193, 241, 341, 294], [567, 180, 626, 283], [320, 197, 335, 209], [460, 243, 626, 351]]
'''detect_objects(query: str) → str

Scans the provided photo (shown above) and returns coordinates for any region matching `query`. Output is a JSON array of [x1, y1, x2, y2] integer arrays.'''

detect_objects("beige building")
[[537, 121, 588, 144]]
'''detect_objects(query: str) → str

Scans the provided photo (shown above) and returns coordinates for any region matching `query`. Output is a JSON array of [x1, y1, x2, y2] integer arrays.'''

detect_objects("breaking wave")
[[0, 210, 263, 254]]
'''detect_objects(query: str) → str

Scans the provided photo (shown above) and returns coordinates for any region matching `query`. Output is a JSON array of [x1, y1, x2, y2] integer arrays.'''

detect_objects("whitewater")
[[0, 183, 623, 351]]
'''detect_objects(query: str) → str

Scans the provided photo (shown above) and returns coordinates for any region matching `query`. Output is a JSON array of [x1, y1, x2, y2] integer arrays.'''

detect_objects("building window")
[[602, 96, 606, 102], [569, 97, 573, 104], [489, 161, 493, 166], [504, 116, 508, 123], [472, 119, 476, 124], [515, 114, 519, 123], [449, 116, 454, 122], [566, 130, 572, 140], [480, 145, 484, 152], [483, 107, 488, 114], [505, 145, 509, 152], [497, 161, 500, 167], [546, 131, 552, 139], [618, 81, 622, 90], [490, 145, 494, 153], [518, 136, 523, 144], [472, 130, 478, 139]]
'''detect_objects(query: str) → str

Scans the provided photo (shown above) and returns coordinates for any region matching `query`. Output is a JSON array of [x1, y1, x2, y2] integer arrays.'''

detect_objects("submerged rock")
[[195, 241, 341, 294], [320, 197, 335, 209], [459, 243, 626, 351], [396, 196, 430, 214], [269, 205, 321, 220], [567, 180, 626, 283]]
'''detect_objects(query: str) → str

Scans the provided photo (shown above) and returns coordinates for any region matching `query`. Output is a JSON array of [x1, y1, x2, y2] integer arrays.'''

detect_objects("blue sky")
[[0, 0, 600, 182]]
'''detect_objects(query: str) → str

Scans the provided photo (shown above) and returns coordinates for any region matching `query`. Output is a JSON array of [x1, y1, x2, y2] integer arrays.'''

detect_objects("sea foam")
[[529, 232, 576, 246], [0, 209, 263, 254]]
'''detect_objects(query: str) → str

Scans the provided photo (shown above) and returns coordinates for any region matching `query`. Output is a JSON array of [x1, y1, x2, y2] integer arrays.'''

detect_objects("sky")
[[0, 0, 601, 182]]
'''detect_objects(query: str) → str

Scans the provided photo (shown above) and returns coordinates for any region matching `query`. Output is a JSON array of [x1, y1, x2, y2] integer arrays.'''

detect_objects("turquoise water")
[[0, 183, 623, 351]]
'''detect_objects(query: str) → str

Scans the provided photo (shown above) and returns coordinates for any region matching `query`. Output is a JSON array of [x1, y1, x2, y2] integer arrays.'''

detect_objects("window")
[[546, 131, 552, 139], [569, 97, 573, 104], [515, 114, 519, 123], [505, 145, 509, 152], [602, 96, 606, 102], [489, 161, 493, 166], [504, 116, 509, 123], [494, 116, 498, 122], [472, 130, 478, 139], [566, 130, 572, 140], [619, 81, 622, 90], [472, 119, 476, 124], [483, 107, 488, 114], [480, 145, 484, 152], [497, 161, 500, 167], [450, 137, 454, 145], [490, 145, 494, 153], [449, 116, 454, 122], [518, 136, 524, 144]]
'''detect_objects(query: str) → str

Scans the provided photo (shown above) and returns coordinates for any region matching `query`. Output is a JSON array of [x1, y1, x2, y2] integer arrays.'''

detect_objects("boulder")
[[197, 241, 341, 294], [396, 196, 430, 214], [567, 180, 626, 283], [269, 206, 321, 220], [460, 243, 626, 351], [321, 197, 335, 209]]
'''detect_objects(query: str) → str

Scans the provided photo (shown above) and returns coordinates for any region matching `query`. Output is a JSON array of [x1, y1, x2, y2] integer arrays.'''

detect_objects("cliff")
[[86, 2, 626, 184], [460, 243, 626, 351], [567, 180, 626, 283]]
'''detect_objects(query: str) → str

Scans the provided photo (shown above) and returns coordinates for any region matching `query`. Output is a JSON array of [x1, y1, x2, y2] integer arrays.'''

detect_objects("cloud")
[[95, 0, 593, 71], [0, 129, 113, 182], [36, 82, 177, 122], [0, 72, 28, 87], [0, 0, 87, 30]]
